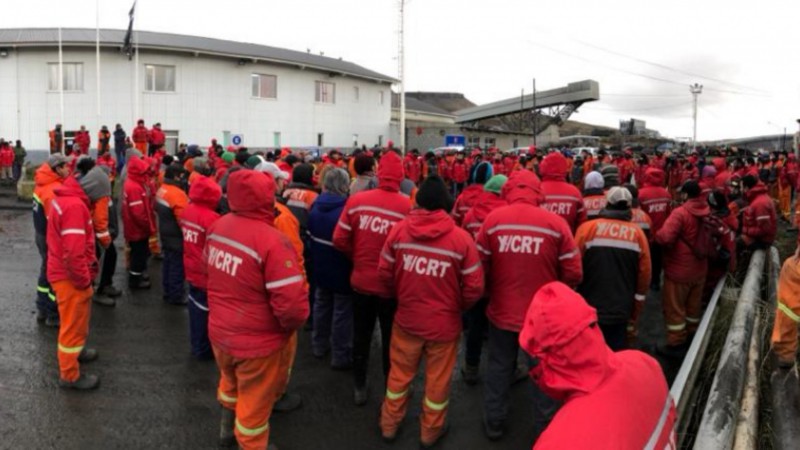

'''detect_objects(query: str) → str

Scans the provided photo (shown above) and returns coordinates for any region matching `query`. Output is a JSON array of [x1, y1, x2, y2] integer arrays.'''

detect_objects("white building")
[[0, 28, 396, 152]]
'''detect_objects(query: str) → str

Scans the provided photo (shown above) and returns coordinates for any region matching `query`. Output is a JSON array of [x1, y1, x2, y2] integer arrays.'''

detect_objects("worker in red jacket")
[[47, 175, 101, 390], [181, 176, 222, 360], [459, 174, 507, 384], [332, 150, 411, 406], [519, 282, 677, 450], [450, 151, 469, 197], [403, 150, 422, 185], [780, 154, 798, 221], [206, 169, 309, 450], [73, 125, 91, 156], [378, 176, 484, 448], [638, 167, 672, 290], [452, 162, 492, 226], [712, 157, 732, 197], [149, 122, 166, 156], [741, 175, 777, 248], [582, 171, 606, 221], [475, 170, 583, 441], [132, 119, 149, 155], [539, 152, 586, 233], [122, 157, 156, 289], [654, 180, 712, 356]]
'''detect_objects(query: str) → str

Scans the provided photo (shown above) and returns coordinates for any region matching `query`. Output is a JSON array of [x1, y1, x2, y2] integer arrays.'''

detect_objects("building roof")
[[0, 28, 396, 84], [405, 92, 476, 114], [391, 93, 453, 117]]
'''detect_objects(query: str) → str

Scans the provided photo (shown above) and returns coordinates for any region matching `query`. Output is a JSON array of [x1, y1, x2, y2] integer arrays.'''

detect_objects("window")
[[273, 132, 281, 148], [379, 91, 385, 106], [484, 137, 496, 148], [315, 81, 335, 104], [164, 130, 180, 155], [468, 136, 481, 147], [353, 86, 359, 102], [145, 64, 176, 92], [48, 63, 83, 91], [251, 74, 277, 99]]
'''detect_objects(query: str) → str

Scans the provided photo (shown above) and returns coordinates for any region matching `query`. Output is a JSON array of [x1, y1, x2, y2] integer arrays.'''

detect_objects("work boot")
[[421, 422, 450, 449], [78, 348, 99, 363], [219, 407, 236, 447], [129, 279, 151, 290], [141, 273, 151, 282], [483, 416, 504, 441], [354, 386, 368, 406], [97, 285, 123, 298], [93, 295, 117, 307], [35, 309, 46, 323], [45, 315, 60, 328], [272, 392, 302, 413], [461, 364, 480, 386], [58, 373, 100, 390]]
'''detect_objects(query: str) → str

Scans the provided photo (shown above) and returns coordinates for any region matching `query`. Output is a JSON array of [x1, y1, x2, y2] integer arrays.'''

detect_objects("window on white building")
[[145, 64, 176, 92], [48, 63, 84, 91], [251, 74, 277, 99], [379, 91, 385, 106], [484, 137, 496, 148], [273, 132, 281, 148], [315, 81, 335, 104], [468, 136, 481, 147], [353, 86, 359, 102]]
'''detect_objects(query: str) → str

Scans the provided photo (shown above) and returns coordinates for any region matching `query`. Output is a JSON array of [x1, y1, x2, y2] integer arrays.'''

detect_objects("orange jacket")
[[275, 201, 307, 284], [91, 196, 112, 248]]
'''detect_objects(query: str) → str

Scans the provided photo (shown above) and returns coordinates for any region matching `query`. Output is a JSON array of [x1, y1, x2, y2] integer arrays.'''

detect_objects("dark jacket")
[[155, 179, 189, 251], [113, 128, 127, 150], [308, 192, 352, 293]]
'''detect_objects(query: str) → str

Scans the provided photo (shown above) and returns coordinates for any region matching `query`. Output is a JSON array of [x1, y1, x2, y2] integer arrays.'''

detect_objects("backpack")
[[683, 214, 727, 261]]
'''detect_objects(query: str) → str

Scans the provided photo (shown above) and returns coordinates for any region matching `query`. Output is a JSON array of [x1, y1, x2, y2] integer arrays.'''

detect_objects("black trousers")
[[464, 298, 489, 367], [98, 241, 117, 289], [650, 243, 663, 288], [599, 322, 627, 352], [128, 239, 150, 284], [352, 292, 397, 389]]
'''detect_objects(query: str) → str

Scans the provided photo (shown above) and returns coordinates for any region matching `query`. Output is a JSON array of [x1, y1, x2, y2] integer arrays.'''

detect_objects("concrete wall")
[[0, 47, 392, 150], [395, 121, 560, 151]]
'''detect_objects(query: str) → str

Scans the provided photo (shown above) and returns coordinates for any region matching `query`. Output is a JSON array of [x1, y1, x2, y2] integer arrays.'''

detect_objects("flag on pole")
[[122, 1, 136, 60]]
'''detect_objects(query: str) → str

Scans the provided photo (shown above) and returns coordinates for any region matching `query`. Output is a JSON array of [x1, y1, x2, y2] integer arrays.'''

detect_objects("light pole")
[[398, 0, 406, 154], [690, 83, 703, 150]]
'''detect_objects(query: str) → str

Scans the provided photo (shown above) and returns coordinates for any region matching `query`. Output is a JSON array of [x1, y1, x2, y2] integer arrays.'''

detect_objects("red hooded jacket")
[[538, 152, 586, 233], [713, 158, 732, 195], [654, 197, 711, 283], [46, 177, 98, 289], [206, 170, 309, 359], [638, 168, 672, 235], [0, 145, 13, 167], [378, 209, 484, 342], [520, 282, 676, 450], [452, 183, 483, 226], [475, 170, 583, 332], [743, 182, 777, 246], [132, 124, 149, 144], [403, 154, 422, 184], [462, 190, 507, 239], [149, 126, 166, 146], [333, 151, 411, 298], [122, 157, 156, 241], [74, 130, 90, 154], [181, 176, 222, 290], [451, 159, 469, 184]]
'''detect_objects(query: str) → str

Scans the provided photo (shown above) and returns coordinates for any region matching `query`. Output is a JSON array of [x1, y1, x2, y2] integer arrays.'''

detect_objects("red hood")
[[127, 157, 149, 184], [469, 191, 507, 222], [643, 167, 666, 187], [54, 176, 90, 208], [34, 163, 62, 188], [378, 151, 404, 192], [684, 196, 711, 217], [227, 170, 275, 223], [746, 182, 768, 202], [406, 209, 454, 241], [519, 282, 613, 401], [539, 152, 568, 181], [189, 175, 222, 210], [501, 170, 542, 206], [712, 157, 727, 172]]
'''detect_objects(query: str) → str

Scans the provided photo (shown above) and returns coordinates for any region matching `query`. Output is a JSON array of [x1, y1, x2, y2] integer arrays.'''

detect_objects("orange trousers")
[[134, 142, 147, 155], [51, 280, 93, 382], [772, 255, 800, 365], [663, 277, 705, 346], [380, 326, 458, 444], [779, 184, 792, 220], [214, 333, 296, 450]]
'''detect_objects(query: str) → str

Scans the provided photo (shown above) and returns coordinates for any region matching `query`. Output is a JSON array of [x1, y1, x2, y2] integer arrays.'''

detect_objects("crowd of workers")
[[32, 117, 797, 449]]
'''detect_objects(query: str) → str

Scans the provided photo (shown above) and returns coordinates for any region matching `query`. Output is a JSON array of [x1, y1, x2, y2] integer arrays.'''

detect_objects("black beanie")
[[292, 163, 315, 186], [416, 175, 454, 212], [742, 174, 758, 189], [682, 180, 701, 199], [473, 162, 492, 185]]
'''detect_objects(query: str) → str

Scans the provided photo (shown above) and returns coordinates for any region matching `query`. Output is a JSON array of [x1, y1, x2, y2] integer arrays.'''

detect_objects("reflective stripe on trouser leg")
[[52, 280, 93, 382], [663, 278, 688, 346], [380, 326, 425, 436], [420, 338, 459, 444]]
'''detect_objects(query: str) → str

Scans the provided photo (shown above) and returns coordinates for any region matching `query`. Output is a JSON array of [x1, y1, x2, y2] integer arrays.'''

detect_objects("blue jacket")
[[308, 192, 352, 293]]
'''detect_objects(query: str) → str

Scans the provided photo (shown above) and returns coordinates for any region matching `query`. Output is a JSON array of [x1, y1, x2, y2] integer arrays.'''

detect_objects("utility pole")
[[532, 78, 537, 149], [398, 0, 406, 154], [690, 83, 703, 150]]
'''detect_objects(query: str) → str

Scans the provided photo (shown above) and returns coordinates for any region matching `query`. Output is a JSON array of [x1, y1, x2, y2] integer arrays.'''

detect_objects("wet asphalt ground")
[[0, 203, 673, 450]]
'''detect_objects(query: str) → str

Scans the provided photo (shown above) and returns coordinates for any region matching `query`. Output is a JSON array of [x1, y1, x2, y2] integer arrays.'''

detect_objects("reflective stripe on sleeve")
[[381, 252, 396, 263], [218, 390, 237, 403], [666, 322, 686, 331], [778, 300, 800, 323], [156, 198, 170, 208], [96, 231, 111, 238], [128, 200, 144, 207], [235, 419, 269, 437], [558, 249, 579, 260], [58, 343, 84, 354], [189, 294, 209, 312], [309, 235, 334, 247], [756, 215, 771, 221], [476, 244, 491, 256], [51, 200, 63, 215], [686, 316, 700, 324], [635, 294, 646, 302], [424, 397, 449, 411], [644, 396, 674, 450], [337, 221, 352, 231], [462, 262, 481, 275], [61, 228, 86, 236], [265, 275, 304, 290], [385, 388, 408, 401]]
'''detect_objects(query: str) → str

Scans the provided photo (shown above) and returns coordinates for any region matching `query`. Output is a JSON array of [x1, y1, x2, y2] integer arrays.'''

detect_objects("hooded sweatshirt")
[[33, 163, 64, 235], [333, 151, 411, 298], [378, 209, 484, 341], [475, 170, 583, 332], [462, 190, 507, 239], [742, 181, 777, 246], [308, 192, 353, 293], [655, 197, 711, 282], [46, 177, 97, 289], [638, 168, 672, 235], [79, 166, 113, 248], [122, 157, 156, 241], [539, 152, 586, 232], [519, 282, 676, 450], [181, 176, 222, 290], [582, 171, 606, 221], [206, 170, 309, 359], [713, 157, 732, 194]]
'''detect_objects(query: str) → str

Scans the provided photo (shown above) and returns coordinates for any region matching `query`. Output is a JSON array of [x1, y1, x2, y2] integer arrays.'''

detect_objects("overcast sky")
[[14, 0, 800, 141]]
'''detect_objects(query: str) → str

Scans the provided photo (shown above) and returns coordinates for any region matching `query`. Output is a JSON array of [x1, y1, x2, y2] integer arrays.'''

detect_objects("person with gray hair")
[[307, 167, 354, 369]]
